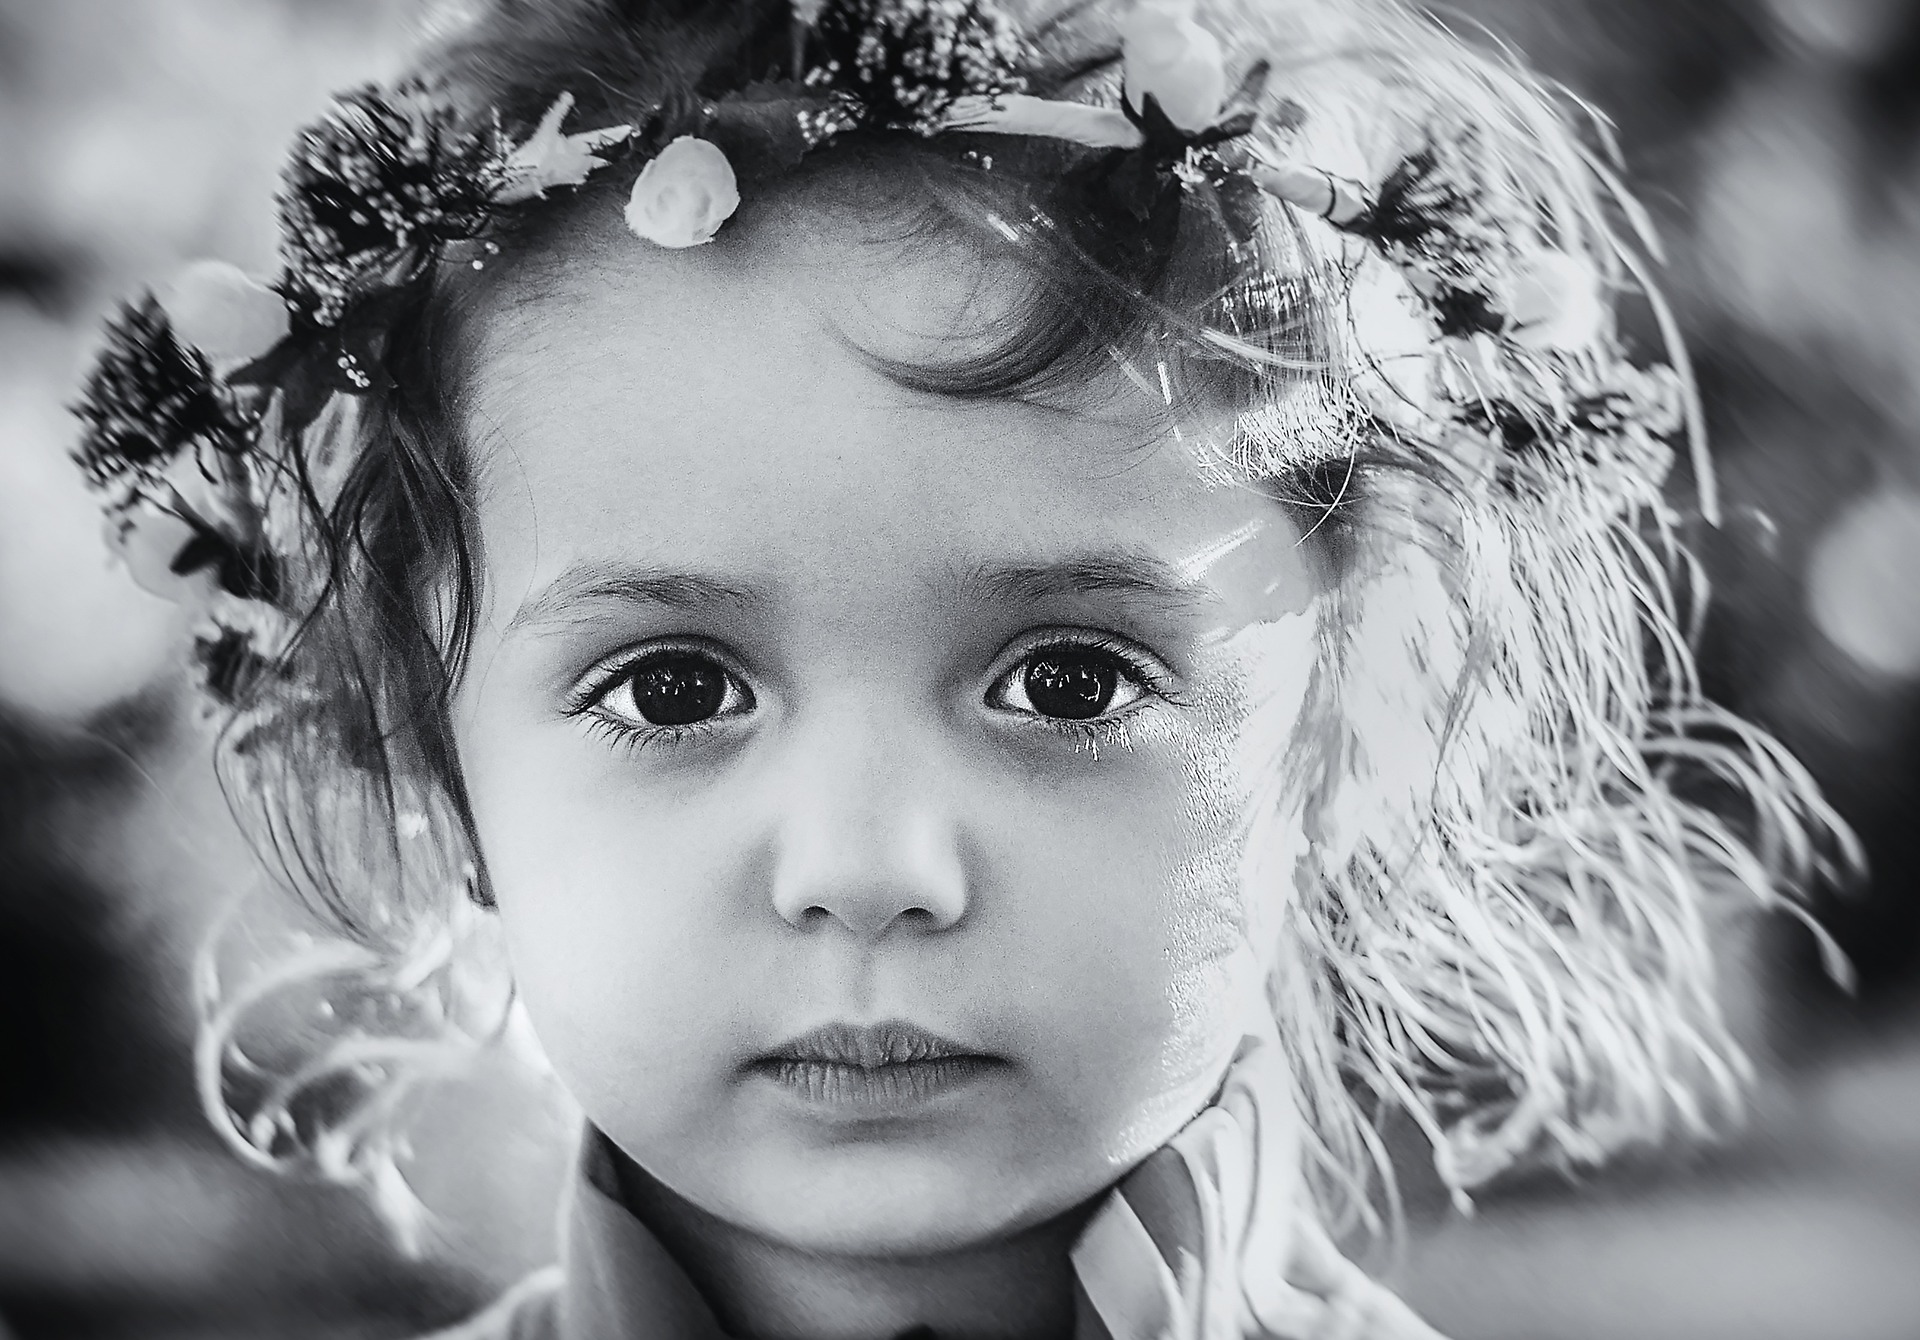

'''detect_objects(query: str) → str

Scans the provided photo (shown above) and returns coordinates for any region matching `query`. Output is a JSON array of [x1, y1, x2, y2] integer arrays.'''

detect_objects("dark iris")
[[627, 654, 729, 726], [1023, 651, 1119, 721]]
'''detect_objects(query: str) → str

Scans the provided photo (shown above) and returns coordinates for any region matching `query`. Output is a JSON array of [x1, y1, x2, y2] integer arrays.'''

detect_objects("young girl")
[[71, 0, 1848, 1336]]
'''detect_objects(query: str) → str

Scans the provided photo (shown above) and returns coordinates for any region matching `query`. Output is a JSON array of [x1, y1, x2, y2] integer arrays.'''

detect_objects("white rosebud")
[[624, 137, 742, 249], [158, 260, 290, 364], [105, 502, 204, 603], [1122, 0, 1228, 135], [1505, 249, 1607, 352]]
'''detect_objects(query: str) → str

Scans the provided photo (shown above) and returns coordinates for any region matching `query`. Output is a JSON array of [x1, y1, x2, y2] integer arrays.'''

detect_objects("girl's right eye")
[[587, 650, 754, 730]]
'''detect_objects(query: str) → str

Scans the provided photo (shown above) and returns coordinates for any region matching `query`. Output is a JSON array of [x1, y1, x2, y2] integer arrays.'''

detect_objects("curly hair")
[[195, 0, 1853, 1250]]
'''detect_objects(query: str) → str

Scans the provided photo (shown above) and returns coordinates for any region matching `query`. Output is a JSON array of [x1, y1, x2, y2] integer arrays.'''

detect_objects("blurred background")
[[1, 1, 1917, 1337]]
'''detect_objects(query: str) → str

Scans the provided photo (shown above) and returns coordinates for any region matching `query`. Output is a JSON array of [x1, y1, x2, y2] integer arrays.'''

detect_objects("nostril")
[[784, 890, 952, 939], [884, 905, 943, 934], [768, 802, 970, 934]]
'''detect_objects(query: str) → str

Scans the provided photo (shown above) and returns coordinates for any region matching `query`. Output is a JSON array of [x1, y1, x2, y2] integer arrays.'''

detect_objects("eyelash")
[[988, 629, 1176, 754], [577, 714, 716, 757], [563, 640, 748, 756], [564, 631, 1178, 757], [1024, 710, 1136, 756]]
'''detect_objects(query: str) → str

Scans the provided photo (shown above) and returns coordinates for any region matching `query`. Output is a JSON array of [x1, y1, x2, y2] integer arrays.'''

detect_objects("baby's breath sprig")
[[802, 0, 1030, 136]]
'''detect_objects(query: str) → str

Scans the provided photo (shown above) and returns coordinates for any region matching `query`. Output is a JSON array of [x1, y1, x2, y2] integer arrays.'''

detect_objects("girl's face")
[[450, 198, 1321, 1256]]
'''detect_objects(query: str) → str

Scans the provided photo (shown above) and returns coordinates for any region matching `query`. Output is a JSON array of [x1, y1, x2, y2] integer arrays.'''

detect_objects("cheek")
[[455, 707, 754, 1136], [1047, 618, 1319, 1160], [986, 714, 1269, 1167]]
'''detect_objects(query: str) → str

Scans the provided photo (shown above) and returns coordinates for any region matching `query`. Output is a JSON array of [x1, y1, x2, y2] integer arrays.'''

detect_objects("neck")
[[609, 1149, 1093, 1340]]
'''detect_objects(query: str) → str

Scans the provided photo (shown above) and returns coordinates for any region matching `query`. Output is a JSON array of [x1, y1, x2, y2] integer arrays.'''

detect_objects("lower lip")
[[753, 1056, 1004, 1111]]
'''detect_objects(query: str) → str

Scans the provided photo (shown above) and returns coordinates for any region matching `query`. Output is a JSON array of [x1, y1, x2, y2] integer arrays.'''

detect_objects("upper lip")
[[763, 1021, 985, 1069]]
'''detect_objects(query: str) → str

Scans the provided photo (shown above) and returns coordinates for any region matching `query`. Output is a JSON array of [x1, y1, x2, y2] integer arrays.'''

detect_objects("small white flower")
[[1122, 0, 1227, 135], [1505, 249, 1607, 352], [625, 137, 743, 249], [158, 260, 289, 364]]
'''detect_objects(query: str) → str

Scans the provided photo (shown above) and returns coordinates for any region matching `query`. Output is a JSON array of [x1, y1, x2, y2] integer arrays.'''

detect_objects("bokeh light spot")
[[1808, 490, 1920, 679]]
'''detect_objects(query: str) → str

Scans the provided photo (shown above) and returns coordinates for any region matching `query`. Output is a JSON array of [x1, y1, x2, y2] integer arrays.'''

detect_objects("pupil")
[[1024, 653, 1116, 721], [629, 654, 727, 726]]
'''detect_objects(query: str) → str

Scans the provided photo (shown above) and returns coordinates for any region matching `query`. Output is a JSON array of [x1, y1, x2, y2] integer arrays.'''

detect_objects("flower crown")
[[72, 0, 1696, 711]]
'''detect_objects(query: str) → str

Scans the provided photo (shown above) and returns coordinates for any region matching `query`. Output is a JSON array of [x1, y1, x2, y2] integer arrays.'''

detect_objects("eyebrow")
[[506, 560, 765, 633], [955, 550, 1215, 617], [505, 548, 1214, 635]]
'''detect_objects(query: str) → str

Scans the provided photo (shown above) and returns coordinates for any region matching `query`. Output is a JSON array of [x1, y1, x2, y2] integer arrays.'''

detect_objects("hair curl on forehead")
[[174, 0, 1853, 1250]]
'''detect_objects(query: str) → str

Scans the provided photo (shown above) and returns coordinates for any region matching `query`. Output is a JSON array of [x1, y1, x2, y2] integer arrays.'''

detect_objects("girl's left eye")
[[586, 650, 754, 730], [988, 642, 1153, 722]]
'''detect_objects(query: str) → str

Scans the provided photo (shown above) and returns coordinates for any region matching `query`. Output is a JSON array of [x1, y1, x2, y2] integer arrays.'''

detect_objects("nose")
[[767, 727, 969, 939]]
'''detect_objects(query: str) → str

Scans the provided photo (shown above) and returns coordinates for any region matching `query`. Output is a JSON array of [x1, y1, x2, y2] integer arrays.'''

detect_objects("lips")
[[751, 1020, 1005, 1110]]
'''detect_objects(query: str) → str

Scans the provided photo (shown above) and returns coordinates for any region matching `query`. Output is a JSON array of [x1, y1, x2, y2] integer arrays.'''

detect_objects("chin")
[[728, 1144, 1086, 1256]]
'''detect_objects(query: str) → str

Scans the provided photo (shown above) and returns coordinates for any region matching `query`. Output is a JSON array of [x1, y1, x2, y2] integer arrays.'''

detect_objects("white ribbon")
[[941, 94, 1146, 149]]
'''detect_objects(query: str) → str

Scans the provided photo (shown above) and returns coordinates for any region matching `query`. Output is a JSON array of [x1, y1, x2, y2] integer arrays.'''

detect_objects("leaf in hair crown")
[[805, 0, 1030, 135], [72, 295, 255, 512], [277, 83, 504, 327]]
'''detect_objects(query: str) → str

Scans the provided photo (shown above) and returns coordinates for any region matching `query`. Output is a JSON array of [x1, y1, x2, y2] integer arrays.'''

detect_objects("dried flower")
[[625, 137, 742, 248], [1122, 0, 1227, 134], [277, 83, 501, 327], [1347, 134, 1502, 274], [72, 295, 254, 509]]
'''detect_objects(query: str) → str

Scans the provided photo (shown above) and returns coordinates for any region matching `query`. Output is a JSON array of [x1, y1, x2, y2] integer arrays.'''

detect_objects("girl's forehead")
[[460, 212, 1312, 631]]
